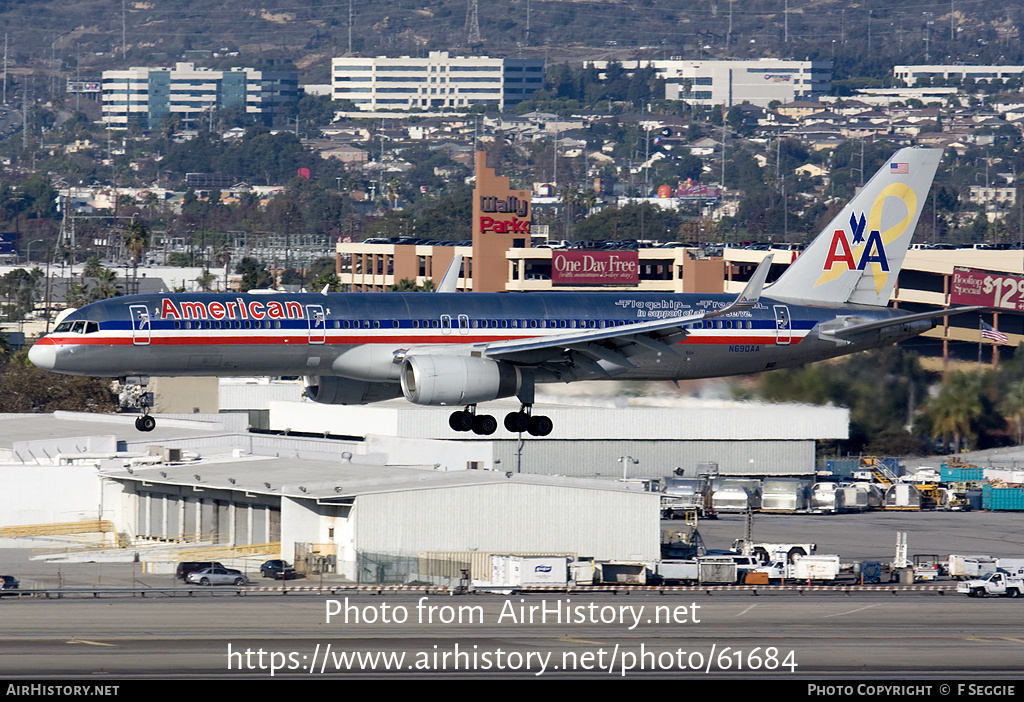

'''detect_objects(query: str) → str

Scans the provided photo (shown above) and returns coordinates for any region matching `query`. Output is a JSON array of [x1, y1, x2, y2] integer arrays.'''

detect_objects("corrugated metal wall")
[[355, 482, 659, 562], [492, 440, 815, 478]]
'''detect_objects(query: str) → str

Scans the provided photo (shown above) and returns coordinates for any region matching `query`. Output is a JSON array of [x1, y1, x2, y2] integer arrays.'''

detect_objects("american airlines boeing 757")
[[29, 147, 982, 435]]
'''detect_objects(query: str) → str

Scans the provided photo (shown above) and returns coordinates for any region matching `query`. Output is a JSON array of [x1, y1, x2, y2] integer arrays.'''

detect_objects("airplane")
[[29, 147, 984, 436]]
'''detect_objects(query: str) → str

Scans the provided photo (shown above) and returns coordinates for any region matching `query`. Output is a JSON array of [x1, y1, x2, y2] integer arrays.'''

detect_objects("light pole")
[[25, 238, 43, 264]]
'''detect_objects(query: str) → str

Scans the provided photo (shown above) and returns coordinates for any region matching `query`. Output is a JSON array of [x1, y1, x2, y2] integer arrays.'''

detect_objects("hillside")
[[0, 0, 1021, 87]]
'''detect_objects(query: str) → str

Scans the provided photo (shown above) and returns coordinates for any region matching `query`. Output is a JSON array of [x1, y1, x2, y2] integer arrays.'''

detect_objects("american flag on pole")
[[890, 162, 909, 174], [982, 321, 1009, 344]]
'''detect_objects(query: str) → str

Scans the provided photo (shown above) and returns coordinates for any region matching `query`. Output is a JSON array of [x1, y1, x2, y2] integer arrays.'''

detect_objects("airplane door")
[[129, 304, 151, 346], [457, 314, 469, 335], [773, 305, 792, 345], [306, 304, 326, 345], [440, 314, 452, 335]]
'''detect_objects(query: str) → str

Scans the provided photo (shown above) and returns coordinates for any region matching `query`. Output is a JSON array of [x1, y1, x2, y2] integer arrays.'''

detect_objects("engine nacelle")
[[304, 375, 404, 405], [400, 355, 521, 406]]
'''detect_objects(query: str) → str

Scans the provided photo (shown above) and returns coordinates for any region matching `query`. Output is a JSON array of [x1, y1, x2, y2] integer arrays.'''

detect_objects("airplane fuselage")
[[29, 290, 931, 383]]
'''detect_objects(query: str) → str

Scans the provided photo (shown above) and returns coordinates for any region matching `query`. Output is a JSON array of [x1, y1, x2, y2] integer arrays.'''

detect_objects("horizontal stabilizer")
[[826, 306, 986, 339]]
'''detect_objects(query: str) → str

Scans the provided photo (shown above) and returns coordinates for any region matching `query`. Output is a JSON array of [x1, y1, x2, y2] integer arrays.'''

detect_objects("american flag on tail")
[[982, 321, 1009, 344]]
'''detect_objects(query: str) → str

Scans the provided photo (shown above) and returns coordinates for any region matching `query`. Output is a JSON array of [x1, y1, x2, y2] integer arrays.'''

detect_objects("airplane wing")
[[822, 306, 987, 340], [479, 255, 773, 373]]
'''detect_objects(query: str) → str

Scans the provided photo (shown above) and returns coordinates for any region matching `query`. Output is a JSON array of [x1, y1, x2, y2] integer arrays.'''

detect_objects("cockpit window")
[[71, 321, 87, 334], [55, 321, 73, 333], [85, 322, 99, 334]]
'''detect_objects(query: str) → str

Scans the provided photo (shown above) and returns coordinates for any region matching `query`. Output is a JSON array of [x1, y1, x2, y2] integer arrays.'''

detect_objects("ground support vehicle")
[[733, 541, 816, 564], [957, 571, 1024, 598], [753, 555, 841, 584], [912, 554, 942, 582]]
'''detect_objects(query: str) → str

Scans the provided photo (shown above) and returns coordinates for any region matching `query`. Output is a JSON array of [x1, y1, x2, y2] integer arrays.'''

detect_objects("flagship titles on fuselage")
[[159, 298, 305, 322]]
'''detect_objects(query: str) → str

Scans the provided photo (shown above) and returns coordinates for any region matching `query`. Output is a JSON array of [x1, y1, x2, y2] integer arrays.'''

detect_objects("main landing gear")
[[120, 376, 156, 432], [448, 404, 552, 437]]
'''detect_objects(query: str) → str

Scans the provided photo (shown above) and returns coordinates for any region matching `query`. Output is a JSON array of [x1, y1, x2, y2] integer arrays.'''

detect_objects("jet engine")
[[303, 375, 404, 405], [400, 355, 521, 406]]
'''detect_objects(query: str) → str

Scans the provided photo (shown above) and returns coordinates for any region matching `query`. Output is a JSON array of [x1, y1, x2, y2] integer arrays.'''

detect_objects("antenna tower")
[[466, 0, 482, 46]]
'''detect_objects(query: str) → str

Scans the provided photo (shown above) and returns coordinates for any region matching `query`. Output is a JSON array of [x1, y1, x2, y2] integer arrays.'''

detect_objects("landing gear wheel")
[[472, 414, 497, 435], [504, 411, 530, 433], [137, 415, 156, 432], [449, 411, 474, 432], [527, 415, 553, 437]]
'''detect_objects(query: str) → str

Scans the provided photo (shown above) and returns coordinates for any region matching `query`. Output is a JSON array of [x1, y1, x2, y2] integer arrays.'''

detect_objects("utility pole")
[[784, 0, 789, 44], [924, 12, 934, 63], [121, 0, 127, 60]]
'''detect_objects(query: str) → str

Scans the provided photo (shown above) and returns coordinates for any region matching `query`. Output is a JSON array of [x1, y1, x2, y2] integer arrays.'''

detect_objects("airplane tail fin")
[[766, 147, 942, 307]]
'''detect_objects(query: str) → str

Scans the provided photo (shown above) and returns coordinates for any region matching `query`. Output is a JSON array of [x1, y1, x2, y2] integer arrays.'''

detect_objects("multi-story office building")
[[586, 58, 831, 108], [331, 51, 544, 112], [102, 63, 298, 129], [894, 65, 1024, 87]]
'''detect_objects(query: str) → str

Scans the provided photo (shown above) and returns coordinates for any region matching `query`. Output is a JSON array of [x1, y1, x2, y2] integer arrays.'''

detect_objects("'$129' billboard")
[[951, 266, 1024, 311]]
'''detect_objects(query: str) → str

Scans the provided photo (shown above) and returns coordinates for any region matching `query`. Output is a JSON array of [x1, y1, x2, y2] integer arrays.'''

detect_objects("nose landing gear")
[[121, 376, 156, 432]]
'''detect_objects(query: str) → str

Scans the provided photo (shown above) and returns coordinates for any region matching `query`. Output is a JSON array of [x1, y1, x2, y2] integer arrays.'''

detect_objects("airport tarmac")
[[1, 510, 1023, 679], [0, 592, 1021, 678]]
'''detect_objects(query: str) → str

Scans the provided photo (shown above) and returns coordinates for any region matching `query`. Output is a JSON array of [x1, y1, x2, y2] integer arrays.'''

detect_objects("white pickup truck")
[[957, 571, 1024, 598]]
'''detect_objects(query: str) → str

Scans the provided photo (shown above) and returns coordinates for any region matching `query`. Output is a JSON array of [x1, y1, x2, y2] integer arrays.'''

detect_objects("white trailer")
[[754, 554, 841, 583], [947, 555, 997, 580]]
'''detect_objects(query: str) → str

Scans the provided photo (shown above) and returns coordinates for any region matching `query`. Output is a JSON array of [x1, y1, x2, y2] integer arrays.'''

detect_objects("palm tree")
[[89, 267, 119, 302], [195, 269, 217, 292], [999, 378, 1024, 445], [122, 219, 150, 294], [928, 372, 984, 453]]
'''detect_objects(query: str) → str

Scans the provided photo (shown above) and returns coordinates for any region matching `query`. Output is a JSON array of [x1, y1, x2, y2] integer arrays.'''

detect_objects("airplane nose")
[[28, 341, 56, 370]]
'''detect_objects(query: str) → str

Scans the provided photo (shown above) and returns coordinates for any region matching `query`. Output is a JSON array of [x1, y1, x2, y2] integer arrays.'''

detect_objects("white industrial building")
[[0, 411, 658, 583], [101, 62, 298, 129], [894, 64, 1024, 87], [331, 51, 544, 112], [258, 394, 849, 478], [586, 58, 832, 107]]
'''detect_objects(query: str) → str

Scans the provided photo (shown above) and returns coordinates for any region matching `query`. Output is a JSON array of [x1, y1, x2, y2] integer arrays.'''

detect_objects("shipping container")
[[982, 485, 1024, 511], [761, 478, 812, 513], [884, 483, 922, 510], [940, 464, 984, 482]]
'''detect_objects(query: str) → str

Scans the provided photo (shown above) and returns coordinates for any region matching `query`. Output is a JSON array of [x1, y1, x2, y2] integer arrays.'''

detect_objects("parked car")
[[260, 560, 298, 580], [175, 561, 241, 581], [186, 567, 248, 586]]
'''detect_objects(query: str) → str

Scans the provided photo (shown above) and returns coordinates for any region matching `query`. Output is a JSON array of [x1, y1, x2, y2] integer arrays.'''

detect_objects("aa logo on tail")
[[814, 183, 918, 294], [822, 213, 889, 272]]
